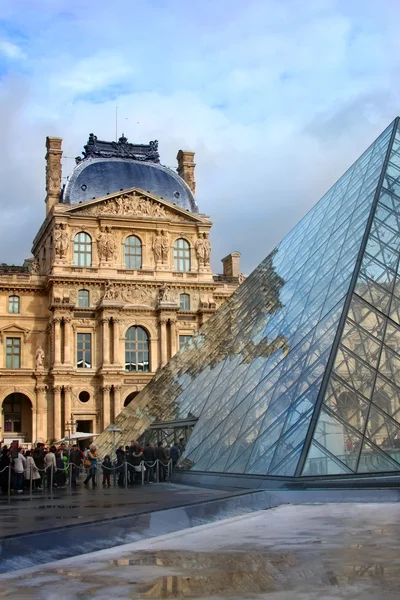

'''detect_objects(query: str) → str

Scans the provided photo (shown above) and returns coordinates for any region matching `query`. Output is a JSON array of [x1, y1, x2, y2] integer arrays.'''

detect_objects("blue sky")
[[0, 0, 399, 272]]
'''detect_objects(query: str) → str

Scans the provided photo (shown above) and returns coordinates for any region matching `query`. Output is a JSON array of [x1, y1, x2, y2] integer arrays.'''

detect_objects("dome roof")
[[62, 134, 198, 212]]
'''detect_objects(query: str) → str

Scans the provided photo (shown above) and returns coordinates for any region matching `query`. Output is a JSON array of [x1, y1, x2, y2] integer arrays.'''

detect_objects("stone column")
[[53, 317, 62, 366], [102, 318, 110, 365], [112, 318, 120, 365], [63, 317, 72, 365], [36, 385, 47, 442], [64, 386, 72, 434], [32, 405, 37, 446], [170, 318, 177, 359], [159, 317, 168, 367], [113, 385, 122, 419], [102, 385, 111, 429], [53, 385, 62, 441]]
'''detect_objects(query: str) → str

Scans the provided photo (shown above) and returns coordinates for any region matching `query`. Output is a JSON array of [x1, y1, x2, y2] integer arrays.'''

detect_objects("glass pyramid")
[[96, 118, 400, 479]]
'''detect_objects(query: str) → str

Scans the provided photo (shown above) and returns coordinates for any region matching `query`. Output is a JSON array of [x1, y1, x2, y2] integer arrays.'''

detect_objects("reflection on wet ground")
[[0, 484, 243, 537], [0, 503, 399, 599]]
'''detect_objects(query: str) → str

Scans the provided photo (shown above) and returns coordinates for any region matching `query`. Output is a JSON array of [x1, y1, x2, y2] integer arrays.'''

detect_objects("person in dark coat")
[[169, 443, 180, 469], [116, 446, 125, 487], [102, 455, 112, 488], [0, 447, 10, 494], [142, 442, 155, 483], [154, 442, 167, 482], [69, 445, 83, 487]]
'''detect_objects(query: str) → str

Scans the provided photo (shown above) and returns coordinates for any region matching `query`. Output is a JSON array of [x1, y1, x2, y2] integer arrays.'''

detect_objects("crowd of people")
[[0, 437, 186, 494]]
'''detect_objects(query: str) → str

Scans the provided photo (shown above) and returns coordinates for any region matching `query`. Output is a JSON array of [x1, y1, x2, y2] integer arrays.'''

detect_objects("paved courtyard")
[[1, 502, 399, 599]]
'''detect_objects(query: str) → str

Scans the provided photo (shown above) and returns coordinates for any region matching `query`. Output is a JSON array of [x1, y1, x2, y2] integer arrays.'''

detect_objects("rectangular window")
[[77, 333, 92, 368], [179, 335, 192, 350], [6, 337, 21, 369], [8, 296, 20, 313]]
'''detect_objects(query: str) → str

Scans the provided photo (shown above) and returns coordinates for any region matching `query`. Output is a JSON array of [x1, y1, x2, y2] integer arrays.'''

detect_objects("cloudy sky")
[[0, 0, 400, 274]]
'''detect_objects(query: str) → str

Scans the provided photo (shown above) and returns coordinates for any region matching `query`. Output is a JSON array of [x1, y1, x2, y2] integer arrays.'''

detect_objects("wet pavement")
[[0, 483, 246, 537], [1, 502, 399, 599]]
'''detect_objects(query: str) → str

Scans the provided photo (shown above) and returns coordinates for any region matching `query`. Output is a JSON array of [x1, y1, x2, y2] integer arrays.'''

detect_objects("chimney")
[[177, 150, 196, 195], [45, 136, 63, 214], [221, 251, 241, 278]]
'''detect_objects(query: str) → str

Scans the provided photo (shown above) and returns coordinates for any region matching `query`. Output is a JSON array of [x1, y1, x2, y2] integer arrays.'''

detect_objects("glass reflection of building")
[[97, 118, 400, 484]]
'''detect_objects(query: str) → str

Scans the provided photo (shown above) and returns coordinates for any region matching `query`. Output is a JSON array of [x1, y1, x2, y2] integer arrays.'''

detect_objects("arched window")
[[8, 295, 20, 314], [78, 289, 89, 308], [180, 293, 190, 311], [125, 235, 142, 269], [174, 238, 190, 272], [125, 326, 150, 372], [74, 232, 92, 267]]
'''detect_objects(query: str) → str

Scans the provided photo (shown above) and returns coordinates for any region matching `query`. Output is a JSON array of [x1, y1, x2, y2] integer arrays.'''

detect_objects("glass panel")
[[302, 442, 353, 476], [357, 439, 400, 473]]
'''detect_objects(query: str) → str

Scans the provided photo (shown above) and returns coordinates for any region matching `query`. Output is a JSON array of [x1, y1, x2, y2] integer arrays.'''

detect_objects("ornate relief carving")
[[73, 191, 190, 222], [54, 223, 69, 259], [158, 284, 178, 304], [103, 283, 156, 306], [97, 226, 116, 262], [29, 259, 40, 274]]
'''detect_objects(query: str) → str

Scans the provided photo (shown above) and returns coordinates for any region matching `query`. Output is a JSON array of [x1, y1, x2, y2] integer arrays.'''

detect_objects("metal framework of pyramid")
[[96, 117, 400, 480]]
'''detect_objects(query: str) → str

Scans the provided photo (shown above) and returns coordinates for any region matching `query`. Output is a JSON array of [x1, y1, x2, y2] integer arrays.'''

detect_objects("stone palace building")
[[0, 134, 242, 445]]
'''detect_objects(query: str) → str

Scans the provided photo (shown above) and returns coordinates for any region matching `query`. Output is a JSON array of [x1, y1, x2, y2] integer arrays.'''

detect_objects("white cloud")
[[0, 39, 25, 60]]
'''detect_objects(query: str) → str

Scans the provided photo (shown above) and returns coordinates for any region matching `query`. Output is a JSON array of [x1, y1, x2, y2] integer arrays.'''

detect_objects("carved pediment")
[[0, 323, 30, 343], [65, 188, 206, 223]]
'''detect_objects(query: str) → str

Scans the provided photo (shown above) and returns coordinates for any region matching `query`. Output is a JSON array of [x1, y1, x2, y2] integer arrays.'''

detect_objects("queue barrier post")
[[124, 460, 128, 489], [8, 463, 11, 496], [141, 461, 145, 486], [156, 459, 159, 483], [29, 464, 33, 498]]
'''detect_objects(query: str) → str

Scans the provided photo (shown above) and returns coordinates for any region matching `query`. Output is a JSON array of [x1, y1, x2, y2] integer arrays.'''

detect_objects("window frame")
[[8, 295, 20, 314], [174, 238, 191, 272], [179, 293, 191, 311], [6, 337, 21, 369], [78, 289, 90, 308], [179, 335, 193, 350], [124, 235, 142, 270], [74, 232, 92, 267], [76, 332, 92, 369], [125, 326, 150, 372]]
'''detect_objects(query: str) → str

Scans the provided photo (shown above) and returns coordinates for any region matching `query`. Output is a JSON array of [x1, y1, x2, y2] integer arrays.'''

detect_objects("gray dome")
[[62, 157, 198, 213]]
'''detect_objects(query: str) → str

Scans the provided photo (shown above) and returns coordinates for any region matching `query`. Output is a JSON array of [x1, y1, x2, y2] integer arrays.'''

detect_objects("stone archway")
[[2, 392, 33, 443], [124, 391, 140, 408]]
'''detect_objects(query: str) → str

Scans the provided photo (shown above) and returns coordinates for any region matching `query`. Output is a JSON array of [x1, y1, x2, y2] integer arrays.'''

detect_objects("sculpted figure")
[[153, 232, 163, 263], [53, 224, 62, 258], [59, 224, 69, 258], [35, 346, 45, 369], [105, 227, 116, 261], [160, 230, 169, 263], [96, 228, 108, 260], [195, 236, 205, 265], [203, 232, 211, 265]]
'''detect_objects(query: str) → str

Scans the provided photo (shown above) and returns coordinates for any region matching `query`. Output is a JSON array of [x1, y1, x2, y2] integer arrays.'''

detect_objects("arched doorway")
[[124, 391, 140, 408], [2, 393, 32, 443]]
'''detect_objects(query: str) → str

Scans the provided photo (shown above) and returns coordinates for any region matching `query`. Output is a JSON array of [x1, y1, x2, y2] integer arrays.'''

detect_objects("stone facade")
[[0, 136, 241, 446]]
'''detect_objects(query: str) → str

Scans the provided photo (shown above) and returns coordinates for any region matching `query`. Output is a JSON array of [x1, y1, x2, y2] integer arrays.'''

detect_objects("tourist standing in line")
[[44, 446, 56, 488], [178, 438, 186, 456], [24, 450, 40, 489], [142, 442, 155, 483], [169, 442, 180, 470], [32, 443, 45, 489], [154, 442, 167, 482], [83, 446, 98, 488], [0, 447, 9, 494], [102, 455, 112, 488], [12, 448, 26, 493], [69, 444, 83, 487], [116, 445, 125, 488]]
